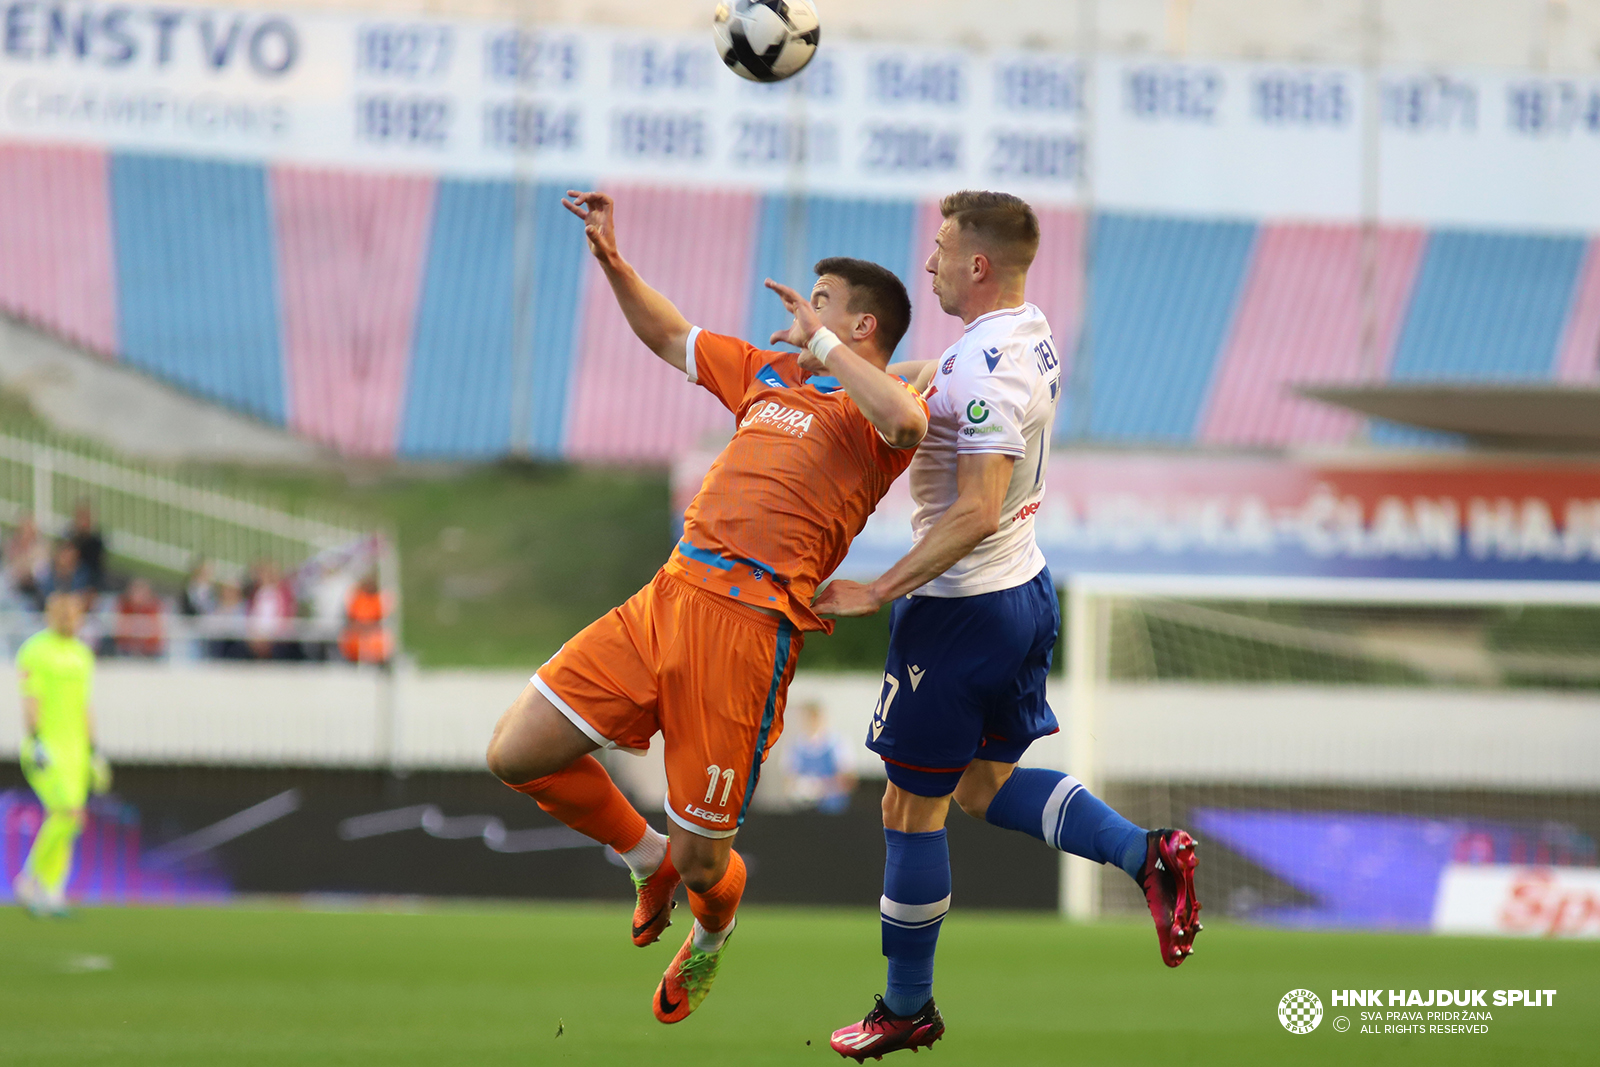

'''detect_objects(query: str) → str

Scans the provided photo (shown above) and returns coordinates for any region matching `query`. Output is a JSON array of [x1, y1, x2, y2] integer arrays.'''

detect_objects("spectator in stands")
[[33, 542, 89, 609], [784, 701, 857, 814], [68, 501, 107, 592], [115, 577, 164, 658], [179, 558, 216, 617], [339, 572, 391, 665], [1, 514, 47, 608], [246, 559, 297, 660], [212, 581, 249, 660]]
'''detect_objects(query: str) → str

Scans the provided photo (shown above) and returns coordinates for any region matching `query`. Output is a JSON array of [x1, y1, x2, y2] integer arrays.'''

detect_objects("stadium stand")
[[1200, 224, 1426, 446], [0, 144, 118, 357], [273, 168, 434, 456], [9, 139, 1600, 459], [1085, 214, 1258, 442], [110, 155, 286, 425]]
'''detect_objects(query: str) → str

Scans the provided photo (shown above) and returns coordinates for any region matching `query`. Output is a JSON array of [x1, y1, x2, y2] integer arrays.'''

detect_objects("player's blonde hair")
[[939, 191, 1041, 272]]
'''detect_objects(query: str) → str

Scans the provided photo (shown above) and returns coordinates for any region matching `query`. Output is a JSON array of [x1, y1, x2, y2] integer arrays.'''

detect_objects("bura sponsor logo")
[[741, 400, 814, 437]]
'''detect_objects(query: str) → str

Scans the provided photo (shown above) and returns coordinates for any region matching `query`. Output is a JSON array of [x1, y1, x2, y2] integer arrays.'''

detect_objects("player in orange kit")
[[485, 189, 928, 1023]]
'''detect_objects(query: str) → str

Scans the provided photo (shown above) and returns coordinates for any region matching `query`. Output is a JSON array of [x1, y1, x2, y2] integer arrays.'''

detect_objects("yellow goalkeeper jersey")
[[16, 629, 94, 755]]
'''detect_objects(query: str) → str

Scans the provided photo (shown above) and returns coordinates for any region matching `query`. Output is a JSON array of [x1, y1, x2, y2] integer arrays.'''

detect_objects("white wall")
[[4, 664, 1593, 790], [1094, 682, 1600, 789]]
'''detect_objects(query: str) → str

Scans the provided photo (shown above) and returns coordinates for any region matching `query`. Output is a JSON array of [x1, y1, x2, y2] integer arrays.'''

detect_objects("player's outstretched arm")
[[814, 452, 1014, 616], [886, 360, 936, 393], [765, 279, 927, 450], [562, 191, 691, 370]]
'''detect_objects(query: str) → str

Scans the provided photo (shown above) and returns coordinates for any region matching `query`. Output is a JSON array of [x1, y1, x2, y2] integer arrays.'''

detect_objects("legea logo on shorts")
[[1278, 989, 1324, 1034], [686, 806, 732, 824]]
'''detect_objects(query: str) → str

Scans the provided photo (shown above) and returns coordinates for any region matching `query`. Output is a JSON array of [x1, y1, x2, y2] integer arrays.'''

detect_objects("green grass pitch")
[[0, 902, 1592, 1066]]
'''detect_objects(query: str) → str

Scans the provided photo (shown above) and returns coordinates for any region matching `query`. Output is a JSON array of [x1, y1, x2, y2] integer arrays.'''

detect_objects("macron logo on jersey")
[[741, 400, 815, 437], [983, 346, 1003, 372]]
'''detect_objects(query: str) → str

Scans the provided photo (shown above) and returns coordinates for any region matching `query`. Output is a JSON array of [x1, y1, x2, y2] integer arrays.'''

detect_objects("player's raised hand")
[[765, 279, 825, 363], [813, 579, 883, 617], [562, 190, 619, 262]]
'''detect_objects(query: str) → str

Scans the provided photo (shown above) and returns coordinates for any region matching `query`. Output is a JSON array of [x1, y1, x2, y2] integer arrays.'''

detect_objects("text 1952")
[[996, 61, 1083, 114], [354, 94, 451, 147]]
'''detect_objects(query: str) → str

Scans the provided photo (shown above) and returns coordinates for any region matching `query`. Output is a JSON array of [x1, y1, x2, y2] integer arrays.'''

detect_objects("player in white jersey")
[[822, 192, 1201, 1061]]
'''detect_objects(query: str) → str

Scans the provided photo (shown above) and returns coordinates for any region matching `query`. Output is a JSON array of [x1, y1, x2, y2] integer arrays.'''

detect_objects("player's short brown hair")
[[813, 257, 912, 356], [939, 190, 1041, 272]]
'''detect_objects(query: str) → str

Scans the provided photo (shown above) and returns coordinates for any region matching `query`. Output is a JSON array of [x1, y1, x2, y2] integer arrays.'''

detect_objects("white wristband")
[[807, 327, 842, 367]]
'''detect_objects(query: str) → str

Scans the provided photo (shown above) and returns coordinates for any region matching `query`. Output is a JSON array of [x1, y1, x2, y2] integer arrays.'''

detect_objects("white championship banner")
[[1433, 864, 1600, 939], [3, 4, 1600, 228]]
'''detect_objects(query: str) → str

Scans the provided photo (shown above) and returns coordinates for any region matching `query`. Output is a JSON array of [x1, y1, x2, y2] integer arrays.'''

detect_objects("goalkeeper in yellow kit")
[[13, 592, 109, 917]]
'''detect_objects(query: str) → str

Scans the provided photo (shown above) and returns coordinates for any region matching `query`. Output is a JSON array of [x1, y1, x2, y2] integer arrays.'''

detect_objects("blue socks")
[[880, 828, 950, 1017], [985, 768, 1147, 880], [878, 775, 1140, 1016]]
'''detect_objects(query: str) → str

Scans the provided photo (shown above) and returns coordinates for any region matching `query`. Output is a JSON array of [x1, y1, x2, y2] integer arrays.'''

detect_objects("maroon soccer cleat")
[[830, 996, 945, 1061], [1139, 828, 1202, 967]]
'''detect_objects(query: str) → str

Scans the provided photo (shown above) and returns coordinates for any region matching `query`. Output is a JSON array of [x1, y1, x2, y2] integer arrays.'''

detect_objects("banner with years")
[[4, 3, 1600, 229]]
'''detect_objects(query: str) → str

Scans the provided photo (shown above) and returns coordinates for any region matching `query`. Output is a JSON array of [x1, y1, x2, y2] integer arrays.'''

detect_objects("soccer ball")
[[713, 1, 821, 83]]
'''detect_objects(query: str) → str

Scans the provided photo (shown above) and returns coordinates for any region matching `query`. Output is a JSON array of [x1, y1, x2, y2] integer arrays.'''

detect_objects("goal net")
[[1061, 577, 1600, 937]]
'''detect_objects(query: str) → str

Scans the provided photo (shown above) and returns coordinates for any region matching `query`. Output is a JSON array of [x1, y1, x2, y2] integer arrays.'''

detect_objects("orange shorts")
[[533, 570, 803, 839]]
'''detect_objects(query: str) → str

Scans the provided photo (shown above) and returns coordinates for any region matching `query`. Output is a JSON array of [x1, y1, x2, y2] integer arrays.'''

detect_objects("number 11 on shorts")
[[704, 765, 736, 807]]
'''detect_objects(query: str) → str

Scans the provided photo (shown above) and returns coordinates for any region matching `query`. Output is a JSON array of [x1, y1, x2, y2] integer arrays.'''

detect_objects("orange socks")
[[689, 850, 747, 944], [510, 754, 649, 853]]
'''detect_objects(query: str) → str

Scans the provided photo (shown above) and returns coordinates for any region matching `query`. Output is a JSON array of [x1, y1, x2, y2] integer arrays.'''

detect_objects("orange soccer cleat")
[[631, 850, 681, 947], [652, 925, 732, 1024]]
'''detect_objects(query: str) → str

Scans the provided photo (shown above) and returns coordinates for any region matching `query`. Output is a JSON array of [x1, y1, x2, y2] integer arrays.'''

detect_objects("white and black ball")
[[713, 1, 820, 83]]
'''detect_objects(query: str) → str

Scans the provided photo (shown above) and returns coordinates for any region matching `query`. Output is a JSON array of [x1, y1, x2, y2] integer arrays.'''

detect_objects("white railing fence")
[[0, 431, 362, 574], [0, 428, 401, 652]]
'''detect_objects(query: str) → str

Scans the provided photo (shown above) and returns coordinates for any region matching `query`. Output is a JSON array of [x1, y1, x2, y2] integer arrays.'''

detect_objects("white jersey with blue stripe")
[[909, 302, 1062, 598]]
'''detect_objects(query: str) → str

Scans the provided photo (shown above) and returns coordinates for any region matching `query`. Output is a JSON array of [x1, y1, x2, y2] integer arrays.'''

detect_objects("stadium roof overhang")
[[1298, 384, 1600, 452]]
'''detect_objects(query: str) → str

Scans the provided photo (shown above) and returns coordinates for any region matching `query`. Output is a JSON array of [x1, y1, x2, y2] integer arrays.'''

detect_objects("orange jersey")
[[665, 328, 925, 633]]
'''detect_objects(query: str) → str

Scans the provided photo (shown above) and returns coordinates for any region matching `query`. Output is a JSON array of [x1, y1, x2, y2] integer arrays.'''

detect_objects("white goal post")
[[1059, 573, 1600, 925]]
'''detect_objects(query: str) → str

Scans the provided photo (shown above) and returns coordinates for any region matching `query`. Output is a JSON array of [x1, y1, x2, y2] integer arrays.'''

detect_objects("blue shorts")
[[865, 567, 1061, 797]]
